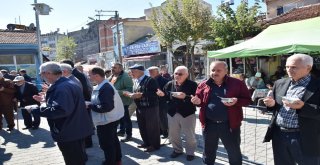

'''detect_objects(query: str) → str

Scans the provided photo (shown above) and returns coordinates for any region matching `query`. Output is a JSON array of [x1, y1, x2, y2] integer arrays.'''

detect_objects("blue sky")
[[0, 0, 266, 34]]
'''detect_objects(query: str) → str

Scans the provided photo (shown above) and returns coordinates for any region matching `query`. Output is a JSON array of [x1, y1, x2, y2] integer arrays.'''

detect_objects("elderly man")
[[60, 63, 83, 91], [19, 69, 32, 82], [0, 72, 16, 131], [27, 62, 93, 165], [149, 66, 169, 139], [263, 54, 320, 165], [191, 61, 251, 165], [125, 64, 160, 152], [60, 59, 93, 148], [14, 76, 40, 130], [109, 63, 133, 142], [158, 66, 198, 161]]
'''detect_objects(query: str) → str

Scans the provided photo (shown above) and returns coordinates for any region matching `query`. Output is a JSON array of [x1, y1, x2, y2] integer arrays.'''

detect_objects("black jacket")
[[266, 77, 320, 156], [15, 82, 39, 107], [134, 76, 159, 109], [72, 68, 91, 101], [163, 79, 197, 117]]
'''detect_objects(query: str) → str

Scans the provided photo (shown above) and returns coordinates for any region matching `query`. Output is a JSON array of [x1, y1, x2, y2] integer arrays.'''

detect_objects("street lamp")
[[31, 0, 52, 88]]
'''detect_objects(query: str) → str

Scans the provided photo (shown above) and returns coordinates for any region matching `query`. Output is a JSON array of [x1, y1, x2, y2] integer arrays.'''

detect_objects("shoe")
[[137, 144, 148, 148], [170, 151, 183, 158], [161, 134, 168, 139], [22, 126, 32, 130], [186, 155, 195, 161], [120, 136, 132, 142], [117, 131, 125, 137], [144, 146, 158, 152]]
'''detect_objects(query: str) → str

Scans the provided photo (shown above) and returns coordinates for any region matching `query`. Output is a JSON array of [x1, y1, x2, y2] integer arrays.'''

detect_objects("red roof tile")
[[265, 3, 320, 25], [0, 30, 37, 44]]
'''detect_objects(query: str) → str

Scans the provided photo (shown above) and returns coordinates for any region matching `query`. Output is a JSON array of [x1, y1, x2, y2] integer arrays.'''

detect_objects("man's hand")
[[191, 95, 201, 105], [0, 86, 4, 91], [156, 89, 165, 97], [263, 96, 275, 107], [41, 83, 49, 93], [283, 99, 304, 110], [222, 98, 238, 107], [33, 93, 45, 102]]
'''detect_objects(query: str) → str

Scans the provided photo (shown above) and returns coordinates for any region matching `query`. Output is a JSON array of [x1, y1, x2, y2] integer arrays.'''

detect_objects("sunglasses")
[[174, 72, 184, 76]]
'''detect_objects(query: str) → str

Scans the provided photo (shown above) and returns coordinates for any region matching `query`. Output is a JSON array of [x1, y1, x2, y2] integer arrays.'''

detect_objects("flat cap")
[[13, 76, 25, 82], [129, 64, 145, 71]]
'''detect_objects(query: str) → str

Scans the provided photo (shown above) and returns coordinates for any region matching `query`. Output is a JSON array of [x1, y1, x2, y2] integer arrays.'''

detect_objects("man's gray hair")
[[148, 66, 160, 72], [174, 65, 188, 74], [40, 62, 62, 75], [60, 63, 73, 73], [288, 54, 313, 67], [210, 61, 228, 70]]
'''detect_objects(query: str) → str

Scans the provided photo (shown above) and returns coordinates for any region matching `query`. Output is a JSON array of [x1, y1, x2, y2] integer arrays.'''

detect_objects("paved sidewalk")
[[0, 107, 272, 165]]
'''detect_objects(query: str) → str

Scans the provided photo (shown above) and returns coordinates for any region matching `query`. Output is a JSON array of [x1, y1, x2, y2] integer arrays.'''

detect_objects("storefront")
[[0, 31, 40, 82], [123, 40, 166, 69]]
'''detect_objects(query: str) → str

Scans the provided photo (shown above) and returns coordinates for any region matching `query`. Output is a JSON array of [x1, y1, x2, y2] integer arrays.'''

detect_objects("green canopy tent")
[[207, 17, 320, 59]]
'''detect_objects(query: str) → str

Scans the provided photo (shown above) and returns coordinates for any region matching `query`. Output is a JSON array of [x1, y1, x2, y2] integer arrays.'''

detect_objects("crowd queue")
[[0, 53, 319, 165]]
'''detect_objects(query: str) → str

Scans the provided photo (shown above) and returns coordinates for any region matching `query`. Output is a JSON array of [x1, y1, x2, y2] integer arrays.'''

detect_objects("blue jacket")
[[32, 77, 93, 142]]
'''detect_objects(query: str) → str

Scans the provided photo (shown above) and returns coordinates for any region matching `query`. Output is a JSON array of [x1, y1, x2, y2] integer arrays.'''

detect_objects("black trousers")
[[97, 120, 122, 165], [118, 105, 132, 137], [203, 122, 242, 165], [159, 102, 169, 134], [21, 108, 40, 128], [272, 126, 320, 165], [136, 106, 160, 149], [57, 139, 86, 165]]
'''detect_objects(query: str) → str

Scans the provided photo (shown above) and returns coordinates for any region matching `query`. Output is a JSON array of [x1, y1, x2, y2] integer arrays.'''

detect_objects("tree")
[[210, 2, 262, 49], [210, 2, 263, 75], [55, 36, 77, 61], [151, 0, 212, 80]]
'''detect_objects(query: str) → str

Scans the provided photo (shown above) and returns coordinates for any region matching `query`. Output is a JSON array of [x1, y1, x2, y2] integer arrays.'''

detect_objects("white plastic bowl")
[[281, 96, 300, 103], [220, 97, 233, 103]]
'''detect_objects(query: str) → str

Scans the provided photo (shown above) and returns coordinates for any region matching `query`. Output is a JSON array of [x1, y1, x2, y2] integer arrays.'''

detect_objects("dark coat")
[[163, 79, 197, 118], [15, 82, 39, 107], [32, 77, 93, 142], [266, 77, 320, 156], [72, 68, 91, 101]]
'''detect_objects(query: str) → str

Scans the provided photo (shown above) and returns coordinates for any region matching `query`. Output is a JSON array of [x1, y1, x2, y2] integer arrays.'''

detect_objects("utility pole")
[[94, 10, 122, 63]]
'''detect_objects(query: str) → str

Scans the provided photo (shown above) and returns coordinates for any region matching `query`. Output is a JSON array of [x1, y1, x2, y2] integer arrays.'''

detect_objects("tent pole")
[[243, 58, 246, 75], [229, 58, 233, 75]]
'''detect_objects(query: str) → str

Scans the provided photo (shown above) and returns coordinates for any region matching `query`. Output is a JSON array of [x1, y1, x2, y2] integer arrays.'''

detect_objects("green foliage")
[[210, 2, 263, 49], [150, 0, 212, 79], [55, 36, 77, 61]]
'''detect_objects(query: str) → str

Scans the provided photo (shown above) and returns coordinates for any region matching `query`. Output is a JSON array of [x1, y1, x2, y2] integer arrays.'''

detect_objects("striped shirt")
[[276, 75, 311, 128]]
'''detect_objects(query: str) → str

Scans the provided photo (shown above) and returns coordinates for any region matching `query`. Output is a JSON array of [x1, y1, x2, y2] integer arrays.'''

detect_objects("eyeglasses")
[[174, 73, 183, 76]]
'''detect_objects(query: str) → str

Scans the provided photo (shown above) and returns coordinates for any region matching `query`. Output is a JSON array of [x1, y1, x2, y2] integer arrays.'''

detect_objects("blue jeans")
[[272, 126, 320, 165]]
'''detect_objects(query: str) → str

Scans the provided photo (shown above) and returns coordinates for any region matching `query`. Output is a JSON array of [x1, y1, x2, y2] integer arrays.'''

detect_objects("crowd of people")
[[0, 53, 319, 165]]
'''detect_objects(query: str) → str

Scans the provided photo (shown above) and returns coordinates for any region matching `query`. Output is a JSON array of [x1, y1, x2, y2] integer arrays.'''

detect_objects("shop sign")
[[124, 41, 161, 56]]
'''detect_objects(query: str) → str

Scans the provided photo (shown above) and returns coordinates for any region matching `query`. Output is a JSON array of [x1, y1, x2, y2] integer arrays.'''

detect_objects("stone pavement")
[[0, 107, 273, 165]]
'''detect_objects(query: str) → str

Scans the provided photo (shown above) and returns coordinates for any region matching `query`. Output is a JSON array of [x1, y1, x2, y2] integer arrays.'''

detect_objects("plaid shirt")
[[276, 75, 311, 128]]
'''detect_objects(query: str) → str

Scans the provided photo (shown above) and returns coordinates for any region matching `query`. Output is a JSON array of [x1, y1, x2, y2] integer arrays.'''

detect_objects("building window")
[[16, 55, 35, 64], [0, 55, 14, 64], [277, 6, 284, 16]]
